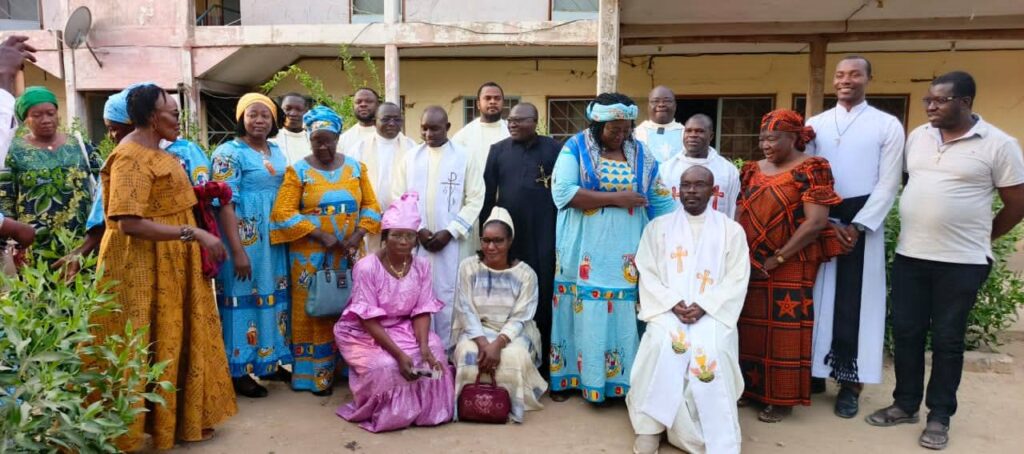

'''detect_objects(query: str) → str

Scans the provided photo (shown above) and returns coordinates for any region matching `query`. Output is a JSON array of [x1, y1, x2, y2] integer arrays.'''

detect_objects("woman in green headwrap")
[[0, 86, 100, 250]]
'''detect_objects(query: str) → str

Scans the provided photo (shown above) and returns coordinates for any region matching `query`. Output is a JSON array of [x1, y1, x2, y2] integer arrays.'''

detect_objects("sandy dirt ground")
[[160, 339, 1023, 454], [161, 254, 1024, 454]]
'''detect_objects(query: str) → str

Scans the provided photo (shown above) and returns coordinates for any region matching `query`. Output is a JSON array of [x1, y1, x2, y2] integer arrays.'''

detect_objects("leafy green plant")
[[259, 45, 385, 129], [0, 230, 172, 453]]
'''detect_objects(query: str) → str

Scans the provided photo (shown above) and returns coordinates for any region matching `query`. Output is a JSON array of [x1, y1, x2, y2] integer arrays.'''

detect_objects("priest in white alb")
[[452, 81, 509, 252], [805, 56, 904, 418], [628, 166, 749, 454], [350, 101, 418, 252], [392, 106, 485, 350], [338, 87, 381, 153], [635, 87, 740, 218]]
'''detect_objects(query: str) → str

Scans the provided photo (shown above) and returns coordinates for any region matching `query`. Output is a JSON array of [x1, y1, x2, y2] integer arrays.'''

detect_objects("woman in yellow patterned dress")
[[94, 84, 236, 450], [271, 106, 381, 395]]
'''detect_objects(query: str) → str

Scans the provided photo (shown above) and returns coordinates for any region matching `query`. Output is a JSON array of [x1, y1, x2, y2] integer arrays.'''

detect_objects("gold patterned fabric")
[[94, 142, 236, 450]]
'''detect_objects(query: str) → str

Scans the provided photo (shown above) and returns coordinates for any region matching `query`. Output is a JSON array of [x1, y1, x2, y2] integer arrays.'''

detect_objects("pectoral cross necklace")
[[834, 105, 868, 146], [536, 164, 551, 188]]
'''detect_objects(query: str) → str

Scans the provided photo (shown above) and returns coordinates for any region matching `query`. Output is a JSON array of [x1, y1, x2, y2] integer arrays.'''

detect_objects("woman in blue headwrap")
[[271, 105, 381, 395], [0, 85, 100, 251], [548, 92, 675, 405]]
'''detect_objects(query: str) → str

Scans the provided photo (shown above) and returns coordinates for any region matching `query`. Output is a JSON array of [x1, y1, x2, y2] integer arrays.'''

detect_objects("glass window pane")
[[463, 96, 520, 125]]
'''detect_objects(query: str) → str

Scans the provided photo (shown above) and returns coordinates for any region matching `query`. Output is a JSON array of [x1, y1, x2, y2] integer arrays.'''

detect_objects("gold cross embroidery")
[[536, 164, 552, 188], [696, 269, 714, 294], [671, 246, 687, 273]]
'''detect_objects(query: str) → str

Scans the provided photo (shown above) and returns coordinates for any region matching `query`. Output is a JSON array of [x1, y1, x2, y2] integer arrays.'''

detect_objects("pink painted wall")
[[240, 0, 350, 25], [404, 0, 549, 22]]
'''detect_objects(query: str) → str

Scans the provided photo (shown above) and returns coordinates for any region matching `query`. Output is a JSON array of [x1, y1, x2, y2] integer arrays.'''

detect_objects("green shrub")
[[0, 230, 172, 453]]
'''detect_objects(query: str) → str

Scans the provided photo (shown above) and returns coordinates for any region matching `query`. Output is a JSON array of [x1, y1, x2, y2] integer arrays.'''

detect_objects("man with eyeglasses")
[[479, 102, 560, 377], [635, 86, 684, 163], [350, 102, 417, 252], [803, 55, 905, 420], [866, 71, 1024, 451]]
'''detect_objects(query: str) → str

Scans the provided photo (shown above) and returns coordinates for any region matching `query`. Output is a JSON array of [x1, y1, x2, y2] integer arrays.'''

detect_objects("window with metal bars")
[[462, 96, 519, 125]]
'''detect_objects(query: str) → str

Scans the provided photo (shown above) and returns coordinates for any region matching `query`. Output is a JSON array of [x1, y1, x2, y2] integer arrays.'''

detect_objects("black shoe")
[[233, 375, 268, 398], [312, 387, 333, 397], [834, 385, 860, 418], [811, 377, 827, 394], [265, 366, 292, 382]]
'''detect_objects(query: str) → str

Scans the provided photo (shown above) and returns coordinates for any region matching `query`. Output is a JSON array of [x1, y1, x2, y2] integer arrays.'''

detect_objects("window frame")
[[545, 96, 592, 144], [550, 0, 599, 21]]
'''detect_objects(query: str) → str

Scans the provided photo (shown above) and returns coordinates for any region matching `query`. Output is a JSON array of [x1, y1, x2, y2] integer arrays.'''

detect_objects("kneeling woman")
[[334, 192, 454, 432], [452, 207, 547, 422]]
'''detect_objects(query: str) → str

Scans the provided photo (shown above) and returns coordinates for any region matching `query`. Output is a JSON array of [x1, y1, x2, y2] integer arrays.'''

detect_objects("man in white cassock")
[[805, 56, 904, 418], [350, 101, 418, 252], [635, 87, 740, 218], [392, 106, 484, 350], [628, 166, 750, 454], [338, 87, 381, 153], [451, 81, 509, 252], [269, 93, 312, 165]]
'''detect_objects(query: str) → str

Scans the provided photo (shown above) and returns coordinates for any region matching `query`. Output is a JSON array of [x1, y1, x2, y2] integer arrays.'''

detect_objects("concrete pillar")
[[384, 0, 400, 104], [61, 50, 86, 125], [179, 0, 200, 138], [596, 0, 620, 94], [806, 38, 827, 118]]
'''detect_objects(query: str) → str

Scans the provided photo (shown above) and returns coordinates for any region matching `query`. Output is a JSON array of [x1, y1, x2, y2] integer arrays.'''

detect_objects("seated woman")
[[452, 207, 547, 423], [334, 192, 454, 433]]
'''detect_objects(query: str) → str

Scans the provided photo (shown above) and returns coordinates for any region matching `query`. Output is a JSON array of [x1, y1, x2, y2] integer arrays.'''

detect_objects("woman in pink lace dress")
[[334, 192, 455, 432]]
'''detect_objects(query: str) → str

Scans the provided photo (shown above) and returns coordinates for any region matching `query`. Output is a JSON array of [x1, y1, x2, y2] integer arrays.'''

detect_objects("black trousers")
[[890, 254, 991, 425]]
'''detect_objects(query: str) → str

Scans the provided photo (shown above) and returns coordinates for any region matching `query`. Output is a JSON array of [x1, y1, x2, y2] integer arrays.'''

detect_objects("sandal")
[[736, 397, 751, 408], [865, 404, 919, 427], [313, 387, 334, 397], [758, 405, 792, 423], [200, 428, 215, 442], [919, 421, 949, 450], [233, 375, 268, 398]]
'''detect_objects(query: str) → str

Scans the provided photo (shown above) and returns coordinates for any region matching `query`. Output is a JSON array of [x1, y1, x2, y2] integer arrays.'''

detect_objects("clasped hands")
[[673, 300, 706, 324], [417, 228, 453, 253]]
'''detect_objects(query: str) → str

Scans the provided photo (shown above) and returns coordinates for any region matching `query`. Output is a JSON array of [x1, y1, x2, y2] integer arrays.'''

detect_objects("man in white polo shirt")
[[865, 71, 1024, 451]]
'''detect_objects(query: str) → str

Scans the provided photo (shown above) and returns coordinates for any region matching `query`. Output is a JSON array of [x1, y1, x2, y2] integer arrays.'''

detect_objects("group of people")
[[0, 32, 1020, 453]]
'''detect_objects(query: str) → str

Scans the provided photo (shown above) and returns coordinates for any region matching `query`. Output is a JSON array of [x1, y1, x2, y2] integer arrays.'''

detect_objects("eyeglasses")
[[507, 117, 536, 125], [389, 231, 417, 241], [379, 117, 403, 124], [480, 237, 508, 245], [922, 96, 964, 107]]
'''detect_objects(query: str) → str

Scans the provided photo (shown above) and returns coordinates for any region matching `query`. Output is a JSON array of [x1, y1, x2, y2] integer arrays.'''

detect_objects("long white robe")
[[628, 209, 749, 454], [391, 140, 485, 348], [350, 132, 418, 252], [452, 118, 509, 253], [805, 101, 904, 384], [338, 123, 376, 154], [269, 128, 312, 166]]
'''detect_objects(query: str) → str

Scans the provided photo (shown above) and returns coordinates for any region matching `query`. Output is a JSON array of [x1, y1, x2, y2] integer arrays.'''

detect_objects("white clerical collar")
[[836, 99, 869, 116], [676, 146, 721, 165], [685, 210, 707, 223], [478, 119, 504, 128], [377, 134, 399, 144], [640, 119, 683, 131]]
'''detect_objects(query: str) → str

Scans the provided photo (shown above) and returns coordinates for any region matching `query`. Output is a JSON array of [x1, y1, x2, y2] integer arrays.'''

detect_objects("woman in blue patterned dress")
[[549, 93, 675, 404], [211, 93, 292, 398]]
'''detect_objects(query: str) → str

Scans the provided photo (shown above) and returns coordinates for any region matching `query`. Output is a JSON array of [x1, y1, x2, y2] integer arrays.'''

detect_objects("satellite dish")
[[63, 6, 102, 68]]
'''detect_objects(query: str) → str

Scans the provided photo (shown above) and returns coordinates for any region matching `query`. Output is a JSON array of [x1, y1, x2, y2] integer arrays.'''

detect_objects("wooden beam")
[[384, 0, 400, 105], [621, 15, 1024, 39], [806, 39, 827, 119], [621, 28, 1024, 46], [596, 0, 620, 94]]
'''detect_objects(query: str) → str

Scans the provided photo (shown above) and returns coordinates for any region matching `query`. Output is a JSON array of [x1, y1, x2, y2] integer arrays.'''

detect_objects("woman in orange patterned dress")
[[93, 84, 236, 450], [271, 106, 381, 395], [736, 109, 842, 423]]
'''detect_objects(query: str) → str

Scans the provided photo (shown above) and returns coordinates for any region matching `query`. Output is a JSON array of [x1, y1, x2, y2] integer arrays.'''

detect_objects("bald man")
[[392, 106, 485, 349], [629, 166, 749, 454], [661, 114, 741, 218], [635, 86, 684, 163]]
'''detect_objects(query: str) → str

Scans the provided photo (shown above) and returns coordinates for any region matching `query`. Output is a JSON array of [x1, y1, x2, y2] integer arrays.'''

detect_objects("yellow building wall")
[[265, 49, 1024, 143]]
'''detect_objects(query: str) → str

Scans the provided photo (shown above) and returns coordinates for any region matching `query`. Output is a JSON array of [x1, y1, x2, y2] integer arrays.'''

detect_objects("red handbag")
[[457, 371, 511, 424]]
